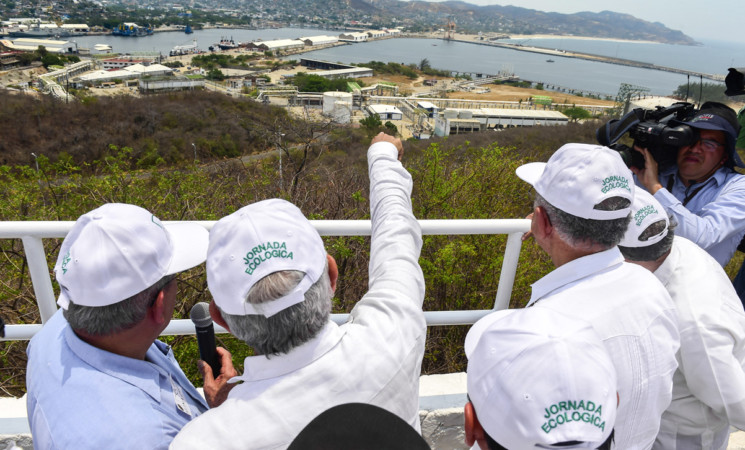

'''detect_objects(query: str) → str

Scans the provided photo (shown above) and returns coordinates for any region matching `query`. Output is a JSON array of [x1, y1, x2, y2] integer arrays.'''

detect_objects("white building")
[[312, 67, 373, 79], [139, 77, 204, 93], [417, 101, 439, 118], [101, 58, 149, 69], [255, 39, 305, 52], [77, 63, 173, 85], [366, 30, 387, 39], [300, 35, 339, 46], [366, 104, 403, 121], [434, 108, 568, 136], [339, 32, 368, 42], [60, 24, 90, 34], [1, 38, 77, 54]]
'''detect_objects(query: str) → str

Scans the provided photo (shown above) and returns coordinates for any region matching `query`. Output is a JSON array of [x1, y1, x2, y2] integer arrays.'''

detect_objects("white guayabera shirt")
[[528, 247, 680, 450], [170, 141, 427, 450], [653, 237, 745, 450]]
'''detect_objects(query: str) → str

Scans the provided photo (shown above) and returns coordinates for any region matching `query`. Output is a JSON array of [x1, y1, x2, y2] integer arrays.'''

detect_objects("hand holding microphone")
[[190, 302, 238, 407], [190, 302, 221, 377]]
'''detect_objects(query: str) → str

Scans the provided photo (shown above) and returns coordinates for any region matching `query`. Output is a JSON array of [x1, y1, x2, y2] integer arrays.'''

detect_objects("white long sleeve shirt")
[[528, 247, 680, 450], [170, 141, 426, 450], [652, 237, 745, 450]]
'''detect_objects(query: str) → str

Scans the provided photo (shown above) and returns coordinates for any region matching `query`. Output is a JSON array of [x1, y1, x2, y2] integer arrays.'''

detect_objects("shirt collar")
[[653, 237, 679, 288], [527, 247, 625, 307], [661, 165, 730, 189], [63, 324, 168, 401], [231, 320, 346, 383]]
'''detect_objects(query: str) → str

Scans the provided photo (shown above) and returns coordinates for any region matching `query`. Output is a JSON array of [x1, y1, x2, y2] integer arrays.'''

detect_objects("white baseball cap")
[[619, 189, 669, 248], [207, 199, 327, 317], [465, 308, 617, 450], [54, 203, 209, 309], [516, 143, 634, 220]]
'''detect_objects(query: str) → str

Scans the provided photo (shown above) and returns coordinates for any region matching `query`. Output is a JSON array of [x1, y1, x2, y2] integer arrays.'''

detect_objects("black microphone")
[[190, 302, 221, 377]]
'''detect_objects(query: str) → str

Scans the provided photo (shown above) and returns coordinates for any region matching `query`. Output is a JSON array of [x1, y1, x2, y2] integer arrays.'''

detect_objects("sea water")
[[66, 27, 741, 96]]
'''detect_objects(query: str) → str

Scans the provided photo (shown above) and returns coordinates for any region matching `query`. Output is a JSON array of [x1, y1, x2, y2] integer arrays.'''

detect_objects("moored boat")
[[216, 36, 238, 50], [112, 22, 153, 37]]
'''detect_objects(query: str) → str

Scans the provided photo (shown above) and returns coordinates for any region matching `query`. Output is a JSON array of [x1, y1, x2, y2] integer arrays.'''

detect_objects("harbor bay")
[[66, 27, 739, 97]]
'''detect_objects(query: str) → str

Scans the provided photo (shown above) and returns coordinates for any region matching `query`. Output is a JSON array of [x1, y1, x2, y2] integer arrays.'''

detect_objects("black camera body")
[[597, 102, 697, 169]]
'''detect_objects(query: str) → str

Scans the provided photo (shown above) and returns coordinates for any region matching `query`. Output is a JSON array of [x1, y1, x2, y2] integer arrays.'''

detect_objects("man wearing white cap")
[[170, 132, 426, 449], [25, 203, 211, 449], [516, 143, 680, 450], [618, 189, 745, 450], [464, 307, 618, 450]]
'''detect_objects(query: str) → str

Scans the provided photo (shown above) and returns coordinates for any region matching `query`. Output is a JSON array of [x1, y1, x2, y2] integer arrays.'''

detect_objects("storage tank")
[[443, 109, 458, 119], [323, 91, 353, 120]]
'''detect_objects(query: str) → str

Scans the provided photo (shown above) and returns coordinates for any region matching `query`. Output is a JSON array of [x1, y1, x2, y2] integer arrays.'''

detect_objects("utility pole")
[[277, 132, 285, 191]]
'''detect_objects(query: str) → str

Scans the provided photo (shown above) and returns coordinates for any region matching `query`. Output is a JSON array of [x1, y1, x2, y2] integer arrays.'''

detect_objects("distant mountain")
[[361, 0, 698, 44]]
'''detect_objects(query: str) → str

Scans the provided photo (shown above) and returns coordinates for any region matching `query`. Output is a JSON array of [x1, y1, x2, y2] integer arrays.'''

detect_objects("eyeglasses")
[[694, 138, 725, 152]]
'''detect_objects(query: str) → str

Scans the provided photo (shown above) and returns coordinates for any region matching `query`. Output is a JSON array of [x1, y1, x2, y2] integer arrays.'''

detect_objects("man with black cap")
[[633, 102, 745, 270]]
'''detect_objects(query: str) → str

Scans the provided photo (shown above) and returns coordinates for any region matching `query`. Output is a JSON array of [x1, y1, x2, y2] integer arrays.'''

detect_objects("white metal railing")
[[0, 219, 530, 341]]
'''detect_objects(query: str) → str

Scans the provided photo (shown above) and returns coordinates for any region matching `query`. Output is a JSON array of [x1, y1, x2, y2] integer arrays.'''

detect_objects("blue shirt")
[[648, 166, 745, 266], [26, 310, 208, 450]]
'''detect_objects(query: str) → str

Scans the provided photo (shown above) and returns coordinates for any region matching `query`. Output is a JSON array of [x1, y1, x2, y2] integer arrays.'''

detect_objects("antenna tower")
[[445, 16, 456, 40]]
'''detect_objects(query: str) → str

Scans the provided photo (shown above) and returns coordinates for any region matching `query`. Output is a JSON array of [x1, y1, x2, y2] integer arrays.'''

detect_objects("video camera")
[[596, 102, 697, 169]]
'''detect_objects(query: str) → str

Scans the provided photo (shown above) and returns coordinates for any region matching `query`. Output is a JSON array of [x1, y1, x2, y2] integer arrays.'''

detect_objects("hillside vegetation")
[[0, 90, 605, 396]]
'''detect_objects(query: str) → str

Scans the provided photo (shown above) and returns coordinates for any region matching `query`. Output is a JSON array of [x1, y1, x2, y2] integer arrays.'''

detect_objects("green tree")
[[206, 68, 225, 81], [419, 58, 431, 71], [384, 121, 398, 135], [673, 82, 728, 103], [562, 107, 592, 122], [359, 113, 382, 135], [41, 54, 63, 68]]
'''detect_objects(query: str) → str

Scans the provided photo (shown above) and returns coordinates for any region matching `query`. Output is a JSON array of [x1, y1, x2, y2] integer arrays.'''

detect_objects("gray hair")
[[64, 275, 175, 336], [535, 194, 631, 250], [619, 218, 676, 262], [220, 263, 332, 356]]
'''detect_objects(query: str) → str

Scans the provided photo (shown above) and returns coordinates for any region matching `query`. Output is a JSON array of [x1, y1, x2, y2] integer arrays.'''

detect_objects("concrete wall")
[[1, 373, 469, 450], [5, 371, 742, 449]]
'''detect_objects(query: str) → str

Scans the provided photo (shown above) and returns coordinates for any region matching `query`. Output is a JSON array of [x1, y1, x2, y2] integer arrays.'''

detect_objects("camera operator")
[[633, 102, 745, 273], [725, 68, 745, 301]]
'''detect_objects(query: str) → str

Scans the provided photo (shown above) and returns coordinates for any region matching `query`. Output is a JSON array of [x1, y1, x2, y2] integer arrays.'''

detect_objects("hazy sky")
[[424, 0, 742, 44]]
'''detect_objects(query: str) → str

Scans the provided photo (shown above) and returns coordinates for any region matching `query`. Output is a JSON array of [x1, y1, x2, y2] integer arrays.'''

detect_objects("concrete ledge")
[[3, 372, 744, 449]]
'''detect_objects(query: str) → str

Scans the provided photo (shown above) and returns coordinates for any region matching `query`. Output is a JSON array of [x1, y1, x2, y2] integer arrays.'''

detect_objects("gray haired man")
[[516, 143, 680, 449], [618, 189, 745, 450], [26, 203, 210, 449], [171, 133, 426, 449]]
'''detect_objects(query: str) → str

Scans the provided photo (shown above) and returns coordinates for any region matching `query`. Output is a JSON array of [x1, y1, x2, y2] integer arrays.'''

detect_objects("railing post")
[[21, 236, 57, 323], [493, 232, 524, 311]]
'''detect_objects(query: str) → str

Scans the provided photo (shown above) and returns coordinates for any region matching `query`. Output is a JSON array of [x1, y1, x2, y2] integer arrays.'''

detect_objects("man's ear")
[[464, 402, 487, 449], [326, 254, 338, 292], [209, 301, 230, 332], [150, 290, 168, 325], [533, 205, 553, 239]]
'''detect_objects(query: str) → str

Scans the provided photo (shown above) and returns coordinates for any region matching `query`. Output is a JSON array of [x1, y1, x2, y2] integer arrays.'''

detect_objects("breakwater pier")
[[430, 34, 723, 82]]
